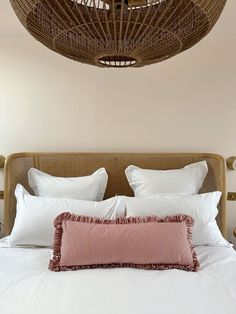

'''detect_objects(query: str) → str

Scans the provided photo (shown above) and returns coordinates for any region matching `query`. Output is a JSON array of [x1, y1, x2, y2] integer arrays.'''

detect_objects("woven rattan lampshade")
[[10, 0, 227, 68]]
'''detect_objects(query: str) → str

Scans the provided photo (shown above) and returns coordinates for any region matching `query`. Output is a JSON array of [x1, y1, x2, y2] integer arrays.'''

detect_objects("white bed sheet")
[[0, 245, 236, 314]]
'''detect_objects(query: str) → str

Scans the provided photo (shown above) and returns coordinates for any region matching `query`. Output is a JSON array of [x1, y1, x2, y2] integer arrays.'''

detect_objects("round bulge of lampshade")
[[10, 0, 227, 68]]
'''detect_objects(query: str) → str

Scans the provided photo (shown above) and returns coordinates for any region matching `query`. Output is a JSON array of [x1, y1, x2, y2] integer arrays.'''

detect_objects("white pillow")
[[125, 192, 229, 247], [125, 161, 208, 196], [28, 167, 108, 201], [8, 184, 125, 247]]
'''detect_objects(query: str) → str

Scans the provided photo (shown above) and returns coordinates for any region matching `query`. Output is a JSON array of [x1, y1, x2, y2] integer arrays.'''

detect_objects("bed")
[[0, 152, 236, 314]]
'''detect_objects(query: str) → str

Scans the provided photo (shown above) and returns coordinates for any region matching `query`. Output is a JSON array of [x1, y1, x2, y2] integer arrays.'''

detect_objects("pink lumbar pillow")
[[49, 213, 199, 272]]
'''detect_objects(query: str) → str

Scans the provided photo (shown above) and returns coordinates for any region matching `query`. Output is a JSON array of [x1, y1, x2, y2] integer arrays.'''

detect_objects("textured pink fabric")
[[49, 213, 199, 272]]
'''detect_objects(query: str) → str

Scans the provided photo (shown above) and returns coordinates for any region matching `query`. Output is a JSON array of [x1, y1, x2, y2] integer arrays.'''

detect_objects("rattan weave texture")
[[10, 0, 227, 67]]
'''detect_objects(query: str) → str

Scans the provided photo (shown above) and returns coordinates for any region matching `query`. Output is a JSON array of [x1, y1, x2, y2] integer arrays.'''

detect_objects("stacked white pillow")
[[125, 192, 229, 247], [28, 167, 108, 201], [8, 184, 125, 247], [125, 161, 208, 196]]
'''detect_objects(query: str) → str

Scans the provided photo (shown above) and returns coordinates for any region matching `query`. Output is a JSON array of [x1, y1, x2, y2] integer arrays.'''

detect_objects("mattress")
[[0, 245, 236, 314]]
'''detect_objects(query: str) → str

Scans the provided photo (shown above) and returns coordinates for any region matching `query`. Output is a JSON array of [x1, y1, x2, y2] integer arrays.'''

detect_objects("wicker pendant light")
[[10, 0, 227, 68]]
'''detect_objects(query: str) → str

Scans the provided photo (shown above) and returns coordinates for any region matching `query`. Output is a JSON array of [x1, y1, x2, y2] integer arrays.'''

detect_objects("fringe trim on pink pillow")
[[49, 213, 200, 272]]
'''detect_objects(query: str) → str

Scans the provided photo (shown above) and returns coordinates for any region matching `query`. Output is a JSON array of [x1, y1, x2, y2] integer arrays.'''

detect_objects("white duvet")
[[0, 245, 236, 314]]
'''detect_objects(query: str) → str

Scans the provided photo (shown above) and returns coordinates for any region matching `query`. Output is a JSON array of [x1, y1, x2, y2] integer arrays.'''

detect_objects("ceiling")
[[0, 0, 235, 38]]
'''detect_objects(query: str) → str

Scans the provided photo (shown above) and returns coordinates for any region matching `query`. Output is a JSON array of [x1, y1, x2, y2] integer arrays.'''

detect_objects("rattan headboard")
[[4, 153, 227, 237]]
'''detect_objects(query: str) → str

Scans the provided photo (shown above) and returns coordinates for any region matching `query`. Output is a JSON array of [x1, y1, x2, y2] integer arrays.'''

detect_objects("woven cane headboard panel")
[[4, 153, 227, 237]]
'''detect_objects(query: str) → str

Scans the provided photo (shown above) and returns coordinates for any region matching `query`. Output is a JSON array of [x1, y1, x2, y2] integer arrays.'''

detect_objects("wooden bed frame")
[[3, 153, 227, 237]]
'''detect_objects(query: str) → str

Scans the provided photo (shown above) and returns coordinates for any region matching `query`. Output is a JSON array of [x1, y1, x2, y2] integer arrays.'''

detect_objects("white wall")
[[1, 12, 236, 244]]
